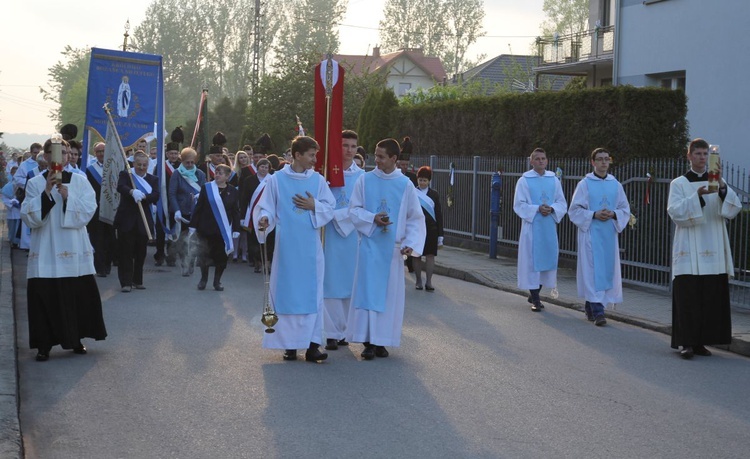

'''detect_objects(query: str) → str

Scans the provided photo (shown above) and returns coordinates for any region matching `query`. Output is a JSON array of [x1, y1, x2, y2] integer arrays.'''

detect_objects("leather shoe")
[[374, 346, 389, 358], [283, 350, 297, 361], [531, 303, 542, 312], [680, 346, 694, 359], [415, 284, 423, 290], [35, 352, 49, 362], [134, 284, 146, 290], [325, 339, 338, 351], [693, 345, 712, 356], [337, 339, 349, 346], [121, 286, 132, 293], [305, 347, 328, 362], [361, 345, 375, 360], [197, 280, 207, 290], [96, 272, 107, 278], [594, 316, 607, 326], [425, 285, 435, 292], [73, 345, 87, 355], [213, 283, 224, 291]]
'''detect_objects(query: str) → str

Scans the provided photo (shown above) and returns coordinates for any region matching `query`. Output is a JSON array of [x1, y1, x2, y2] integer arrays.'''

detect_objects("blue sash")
[[324, 168, 364, 298], [418, 192, 436, 221], [587, 177, 618, 291], [274, 172, 320, 314], [527, 175, 558, 272], [354, 172, 409, 312], [205, 182, 234, 254], [87, 164, 102, 185]]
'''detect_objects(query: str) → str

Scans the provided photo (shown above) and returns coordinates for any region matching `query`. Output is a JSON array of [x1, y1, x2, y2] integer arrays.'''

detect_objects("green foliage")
[[379, 0, 485, 75], [541, 0, 589, 37], [357, 87, 399, 154], [40, 46, 90, 126], [563, 76, 588, 91], [399, 80, 488, 106], [396, 86, 689, 159]]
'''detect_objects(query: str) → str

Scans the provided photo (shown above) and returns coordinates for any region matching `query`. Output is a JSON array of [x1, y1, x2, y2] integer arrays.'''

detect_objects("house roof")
[[459, 54, 571, 92], [333, 48, 447, 82]]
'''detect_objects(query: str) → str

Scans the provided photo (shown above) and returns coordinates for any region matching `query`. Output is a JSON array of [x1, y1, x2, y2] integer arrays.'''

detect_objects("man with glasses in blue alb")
[[568, 148, 630, 326]]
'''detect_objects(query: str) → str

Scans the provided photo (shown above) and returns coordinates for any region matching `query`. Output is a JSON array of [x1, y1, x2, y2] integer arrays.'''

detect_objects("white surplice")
[[667, 175, 741, 277], [568, 173, 630, 304], [21, 172, 97, 279], [253, 165, 335, 349], [346, 168, 426, 347], [513, 170, 568, 289]]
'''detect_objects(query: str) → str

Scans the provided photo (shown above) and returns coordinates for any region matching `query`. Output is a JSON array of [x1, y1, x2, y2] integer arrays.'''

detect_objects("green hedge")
[[394, 86, 689, 159]]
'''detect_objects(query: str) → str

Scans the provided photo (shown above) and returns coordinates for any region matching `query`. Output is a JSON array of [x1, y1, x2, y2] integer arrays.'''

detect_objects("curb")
[[434, 260, 750, 359], [0, 215, 23, 459]]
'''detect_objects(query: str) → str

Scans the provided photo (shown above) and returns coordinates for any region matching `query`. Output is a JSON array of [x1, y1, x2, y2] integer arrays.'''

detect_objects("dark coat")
[[168, 168, 206, 218], [113, 171, 159, 235], [189, 182, 241, 237]]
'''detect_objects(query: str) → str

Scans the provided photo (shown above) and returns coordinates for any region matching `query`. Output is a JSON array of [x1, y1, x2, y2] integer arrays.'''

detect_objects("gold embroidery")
[[58, 251, 76, 259]]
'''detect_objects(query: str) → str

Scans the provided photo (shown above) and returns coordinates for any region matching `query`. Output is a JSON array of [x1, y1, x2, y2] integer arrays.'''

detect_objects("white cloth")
[[13, 157, 37, 188], [568, 172, 630, 304], [346, 168, 426, 347], [21, 173, 97, 279], [667, 176, 741, 278], [253, 165, 335, 349], [513, 170, 567, 289]]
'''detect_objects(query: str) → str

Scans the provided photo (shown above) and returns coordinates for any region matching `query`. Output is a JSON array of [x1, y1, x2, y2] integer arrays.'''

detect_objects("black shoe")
[[283, 350, 297, 361], [693, 345, 712, 356], [531, 303, 542, 312], [594, 315, 607, 326], [374, 346, 389, 358], [337, 339, 349, 346], [73, 344, 87, 355], [155, 259, 164, 267], [361, 346, 375, 360], [197, 280, 207, 290], [213, 283, 224, 291], [680, 346, 694, 359], [121, 286, 132, 293], [305, 347, 328, 362], [415, 284, 423, 290], [96, 272, 107, 278], [325, 339, 338, 351], [134, 284, 146, 290], [35, 347, 51, 362]]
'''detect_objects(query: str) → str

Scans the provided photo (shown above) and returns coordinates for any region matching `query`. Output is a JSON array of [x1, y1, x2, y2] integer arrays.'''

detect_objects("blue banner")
[[81, 48, 163, 167], [81, 47, 167, 233]]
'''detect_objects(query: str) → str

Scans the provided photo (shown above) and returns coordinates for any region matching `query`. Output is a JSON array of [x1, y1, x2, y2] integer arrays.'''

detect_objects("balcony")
[[534, 25, 615, 76]]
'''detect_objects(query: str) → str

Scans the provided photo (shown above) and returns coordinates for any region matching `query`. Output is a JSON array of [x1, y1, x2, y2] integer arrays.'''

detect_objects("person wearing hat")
[[200, 132, 228, 180], [513, 148, 568, 312], [413, 166, 444, 292], [347, 138, 426, 361]]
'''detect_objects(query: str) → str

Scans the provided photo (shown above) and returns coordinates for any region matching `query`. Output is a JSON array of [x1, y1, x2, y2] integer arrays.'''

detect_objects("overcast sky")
[[0, 0, 545, 140]]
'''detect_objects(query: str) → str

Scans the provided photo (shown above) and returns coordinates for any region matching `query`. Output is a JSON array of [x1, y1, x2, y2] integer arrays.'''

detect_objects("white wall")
[[616, 0, 750, 169], [385, 56, 437, 96]]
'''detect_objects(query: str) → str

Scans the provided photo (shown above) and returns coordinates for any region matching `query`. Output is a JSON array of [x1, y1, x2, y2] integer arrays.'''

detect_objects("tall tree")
[[541, 0, 589, 37], [40, 46, 90, 127], [271, 0, 347, 67], [379, 0, 484, 75]]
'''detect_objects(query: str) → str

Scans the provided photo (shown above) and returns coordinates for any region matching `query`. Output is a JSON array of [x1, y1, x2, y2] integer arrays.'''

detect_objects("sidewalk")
[[433, 245, 750, 358]]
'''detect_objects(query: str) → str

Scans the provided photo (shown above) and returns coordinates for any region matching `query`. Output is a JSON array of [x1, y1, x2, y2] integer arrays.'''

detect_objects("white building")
[[535, 0, 750, 169]]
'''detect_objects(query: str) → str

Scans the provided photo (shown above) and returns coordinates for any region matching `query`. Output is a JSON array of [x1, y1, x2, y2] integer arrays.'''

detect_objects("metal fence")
[[408, 155, 750, 306]]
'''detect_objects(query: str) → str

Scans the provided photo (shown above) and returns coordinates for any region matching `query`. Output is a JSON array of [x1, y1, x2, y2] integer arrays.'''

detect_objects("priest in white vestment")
[[21, 139, 107, 361], [513, 148, 567, 312], [255, 136, 335, 362], [568, 148, 630, 326], [667, 138, 742, 359], [347, 138, 426, 360], [322, 131, 364, 351]]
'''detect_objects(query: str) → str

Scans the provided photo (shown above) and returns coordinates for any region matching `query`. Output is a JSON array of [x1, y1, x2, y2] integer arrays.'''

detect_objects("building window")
[[600, 0, 614, 27], [398, 82, 412, 96], [649, 70, 686, 90]]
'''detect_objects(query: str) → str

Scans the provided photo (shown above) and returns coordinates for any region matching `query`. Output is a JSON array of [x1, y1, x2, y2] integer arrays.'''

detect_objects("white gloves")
[[188, 227, 196, 236], [131, 189, 146, 202], [438, 236, 444, 246], [9, 198, 19, 207], [174, 210, 184, 222], [232, 232, 240, 239]]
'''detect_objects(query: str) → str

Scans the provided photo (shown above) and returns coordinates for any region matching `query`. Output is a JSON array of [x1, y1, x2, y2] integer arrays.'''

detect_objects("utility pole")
[[251, 0, 262, 102]]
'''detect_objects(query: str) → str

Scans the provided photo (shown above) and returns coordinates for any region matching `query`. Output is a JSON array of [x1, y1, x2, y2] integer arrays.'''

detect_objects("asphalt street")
[[14, 250, 750, 459]]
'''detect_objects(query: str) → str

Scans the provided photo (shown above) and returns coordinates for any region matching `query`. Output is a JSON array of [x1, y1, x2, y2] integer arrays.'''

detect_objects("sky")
[[0, 0, 546, 143]]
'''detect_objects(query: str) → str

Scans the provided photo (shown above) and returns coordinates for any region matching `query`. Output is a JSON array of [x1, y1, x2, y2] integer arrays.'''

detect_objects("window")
[[398, 82, 412, 96], [649, 70, 686, 90], [600, 0, 614, 27]]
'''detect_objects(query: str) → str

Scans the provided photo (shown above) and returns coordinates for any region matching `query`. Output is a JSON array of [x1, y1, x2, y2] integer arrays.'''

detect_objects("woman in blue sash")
[[189, 164, 240, 291], [169, 148, 206, 276], [114, 151, 160, 292], [412, 166, 444, 291]]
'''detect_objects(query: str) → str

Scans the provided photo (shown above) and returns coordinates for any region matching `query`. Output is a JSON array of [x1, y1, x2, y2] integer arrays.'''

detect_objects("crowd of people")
[[1, 131, 739, 363]]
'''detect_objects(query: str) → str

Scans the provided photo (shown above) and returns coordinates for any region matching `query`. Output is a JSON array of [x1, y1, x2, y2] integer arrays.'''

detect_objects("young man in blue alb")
[[255, 136, 335, 362]]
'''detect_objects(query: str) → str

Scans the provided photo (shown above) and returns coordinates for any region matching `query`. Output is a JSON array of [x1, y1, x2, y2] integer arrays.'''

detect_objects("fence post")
[[489, 170, 502, 258], [429, 155, 436, 171], [471, 156, 480, 241]]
